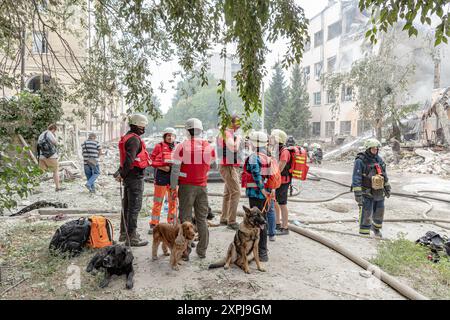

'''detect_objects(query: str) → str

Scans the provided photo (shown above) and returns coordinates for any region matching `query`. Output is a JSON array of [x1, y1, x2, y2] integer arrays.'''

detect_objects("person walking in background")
[[81, 132, 102, 193], [37, 124, 65, 192], [217, 115, 241, 230]]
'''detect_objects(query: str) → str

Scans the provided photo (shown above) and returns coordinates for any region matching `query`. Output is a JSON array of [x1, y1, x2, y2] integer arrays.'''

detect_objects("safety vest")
[[356, 152, 387, 189], [155, 142, 175, 166], [289, 147, 309, 180], [178, 138, 214, 186], [119, 133, 151, 169], [217, 129, 239, 166], [241, 153, 281, 190]]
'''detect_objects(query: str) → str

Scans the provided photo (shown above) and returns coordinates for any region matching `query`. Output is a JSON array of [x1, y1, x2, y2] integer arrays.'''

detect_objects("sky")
[[152, 0, 329, 113]]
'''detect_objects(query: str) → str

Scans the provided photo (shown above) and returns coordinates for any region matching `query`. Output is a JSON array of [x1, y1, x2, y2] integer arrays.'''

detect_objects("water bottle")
[[163, 197, 169, 217]]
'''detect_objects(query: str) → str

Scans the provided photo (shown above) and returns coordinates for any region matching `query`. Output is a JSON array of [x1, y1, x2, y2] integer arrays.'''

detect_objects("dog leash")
[[119, 180, 132, 249]]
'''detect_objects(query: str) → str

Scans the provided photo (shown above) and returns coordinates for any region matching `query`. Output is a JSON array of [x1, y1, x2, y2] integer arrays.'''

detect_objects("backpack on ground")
[[38, 131, 57, 158], [49, 218, 91, 257], [87, 215, 114, 249]]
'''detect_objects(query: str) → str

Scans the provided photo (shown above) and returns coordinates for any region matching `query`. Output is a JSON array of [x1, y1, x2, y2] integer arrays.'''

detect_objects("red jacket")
[[119, 133, 150, 170], [150, 142, 175, 168], [174, 138, 215, 187]]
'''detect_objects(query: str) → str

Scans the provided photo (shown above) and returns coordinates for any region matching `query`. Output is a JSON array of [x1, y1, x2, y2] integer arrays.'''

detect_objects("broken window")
[[312, 122, 321, 136], [314, 30, 323, 47], [357, 120, 371, 135], [340, 121, 352, 135], [305, 40, 311, 52], [341, 85, 353, 102], [314, 62, 323, 79], [32, 31, 48, 54], [327, 91, 336, 104], [327, 56, 336, 72], [327, 21, 342, 40], [325, 121, 335, 138], [303, 66, 310, 83], [313, 92, 321, 106]]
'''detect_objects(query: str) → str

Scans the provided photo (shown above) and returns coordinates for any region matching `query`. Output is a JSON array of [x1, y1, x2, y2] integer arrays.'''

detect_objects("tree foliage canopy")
[[0, 0, 309, 130], [279, 64, 311, 140], [264, 62, 288, 133], [360, 0, 450, 46]]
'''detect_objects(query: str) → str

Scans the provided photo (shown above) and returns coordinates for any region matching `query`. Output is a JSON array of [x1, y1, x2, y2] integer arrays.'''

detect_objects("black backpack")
[[38, 131, 57, 158], [49, 218, 91, 257]]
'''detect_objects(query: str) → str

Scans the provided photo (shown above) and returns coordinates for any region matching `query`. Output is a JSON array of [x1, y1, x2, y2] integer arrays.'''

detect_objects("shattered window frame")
[[327, 91, 336, 104], [32, 31, 49, 54], [357, 120, 371, 135], [340, 120, 352, 135], [313, 92, 321, 106], [314, 30, 323, 47], [314, 62, 323, 79], [327, 20, 342, 40], [303, 65, 311, 83], [327, 56, 336, 72], [304, 40, 311, 52], [312, 122, 321, 136], [325, 121, 335, 137], [341, 85, 353, 102]]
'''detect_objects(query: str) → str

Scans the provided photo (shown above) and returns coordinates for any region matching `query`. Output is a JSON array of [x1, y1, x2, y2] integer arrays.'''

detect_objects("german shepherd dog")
[[208, 206, 267, 273]]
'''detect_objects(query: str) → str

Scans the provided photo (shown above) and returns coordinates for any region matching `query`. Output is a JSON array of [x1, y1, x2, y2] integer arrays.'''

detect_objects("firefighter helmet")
[[364, 138, 381, 149], [162, 127, 177, 137], [185, 118, 203, 131], [249, 131, 268, 148], [129, 114, 148, 127], [270, 129, 288, 144]]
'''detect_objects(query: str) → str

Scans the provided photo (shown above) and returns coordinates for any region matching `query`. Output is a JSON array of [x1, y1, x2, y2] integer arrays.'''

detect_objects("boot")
[[207, 206, 215, 220], [371, 226, 383, 239], [126, 231, 148, 247]]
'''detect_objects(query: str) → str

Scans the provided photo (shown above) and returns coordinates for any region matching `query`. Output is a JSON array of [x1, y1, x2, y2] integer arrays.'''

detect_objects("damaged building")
[[301, 0, 450, 145]]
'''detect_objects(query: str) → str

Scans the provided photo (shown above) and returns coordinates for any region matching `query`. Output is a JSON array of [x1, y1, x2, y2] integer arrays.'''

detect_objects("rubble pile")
[[386, 147, 450, 177]]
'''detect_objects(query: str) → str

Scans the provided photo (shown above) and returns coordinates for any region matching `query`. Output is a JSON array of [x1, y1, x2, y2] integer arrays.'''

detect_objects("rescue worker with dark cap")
[[116, 114, 150, 246], [351, 138, 391, 238], [170, 118, 216, 260]]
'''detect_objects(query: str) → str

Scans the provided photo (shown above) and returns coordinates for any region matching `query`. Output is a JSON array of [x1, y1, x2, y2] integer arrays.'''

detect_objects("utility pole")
[[20, 27, 26, 91]]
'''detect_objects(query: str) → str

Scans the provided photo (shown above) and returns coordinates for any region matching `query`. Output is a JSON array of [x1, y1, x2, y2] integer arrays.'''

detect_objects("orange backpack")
[[263, 155, 282, 190], [87, 215, 113, 249]]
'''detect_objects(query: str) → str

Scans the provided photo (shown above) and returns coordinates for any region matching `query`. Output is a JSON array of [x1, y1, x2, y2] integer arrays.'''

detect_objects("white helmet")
[[271, 129, 288, 144], [162, 127, 176, 137], [129, 114, 148, 127], [185, 118, 203, 131], [249, 131, 268, 148], [303, 143, 308, 147]]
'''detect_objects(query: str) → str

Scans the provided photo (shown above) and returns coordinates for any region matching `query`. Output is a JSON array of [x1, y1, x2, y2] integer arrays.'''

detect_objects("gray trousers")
[[178, 184, 209, 256]]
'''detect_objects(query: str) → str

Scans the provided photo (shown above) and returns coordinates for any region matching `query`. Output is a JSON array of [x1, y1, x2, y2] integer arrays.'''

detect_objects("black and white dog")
[[86, 245, 134, 289]]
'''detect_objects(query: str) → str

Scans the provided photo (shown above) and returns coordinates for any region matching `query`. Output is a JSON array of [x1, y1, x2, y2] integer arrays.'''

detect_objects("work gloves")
[[384, 185, 391, 198], [354, 192, 363, 206]]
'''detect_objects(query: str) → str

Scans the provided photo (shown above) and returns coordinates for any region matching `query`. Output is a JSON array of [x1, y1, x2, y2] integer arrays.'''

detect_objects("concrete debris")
[[359, 271, 372, 278]]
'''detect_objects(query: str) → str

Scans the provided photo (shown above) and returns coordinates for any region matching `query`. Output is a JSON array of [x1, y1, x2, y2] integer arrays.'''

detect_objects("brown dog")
[[152, 222, 195, 270]]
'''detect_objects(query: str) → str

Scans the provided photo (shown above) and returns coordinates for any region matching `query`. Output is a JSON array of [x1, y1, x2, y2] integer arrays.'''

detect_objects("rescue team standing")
[[117, 114, 390, 251]]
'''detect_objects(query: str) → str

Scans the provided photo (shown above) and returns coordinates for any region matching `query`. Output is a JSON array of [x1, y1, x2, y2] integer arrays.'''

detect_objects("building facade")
[[301, 0, 374, 140], [208, 52, 241, 91], [301, 0, 450, 142], [1, 3, 126, 144]]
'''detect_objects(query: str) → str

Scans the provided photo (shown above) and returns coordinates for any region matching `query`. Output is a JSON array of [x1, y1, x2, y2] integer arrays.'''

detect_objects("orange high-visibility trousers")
[[150, 184, 177, 226]]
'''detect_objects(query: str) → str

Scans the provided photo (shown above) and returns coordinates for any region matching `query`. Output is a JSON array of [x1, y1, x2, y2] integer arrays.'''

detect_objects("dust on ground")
[[1, 161, 449, 299]]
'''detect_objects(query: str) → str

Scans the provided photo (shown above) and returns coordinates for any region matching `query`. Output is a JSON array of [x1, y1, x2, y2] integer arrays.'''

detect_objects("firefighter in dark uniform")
[[351, 138, 391, 238]]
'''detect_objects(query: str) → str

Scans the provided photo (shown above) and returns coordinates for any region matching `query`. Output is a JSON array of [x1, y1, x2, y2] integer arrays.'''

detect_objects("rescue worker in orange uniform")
[[170, 118, 216, 260], [148, 127, 178, 234], [116, 114, 150, 247]]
